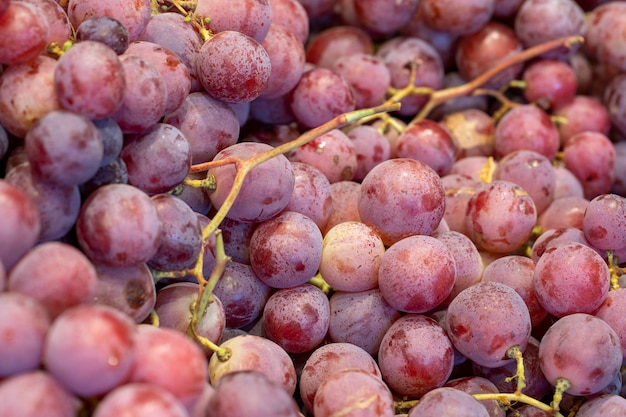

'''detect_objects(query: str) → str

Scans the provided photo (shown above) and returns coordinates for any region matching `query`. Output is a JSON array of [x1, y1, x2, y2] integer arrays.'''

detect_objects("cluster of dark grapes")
[[2, 0, 626, 416]]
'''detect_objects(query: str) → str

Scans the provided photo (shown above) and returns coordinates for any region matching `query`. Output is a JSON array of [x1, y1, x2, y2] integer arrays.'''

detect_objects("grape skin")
[[407, 387, 490, 417]]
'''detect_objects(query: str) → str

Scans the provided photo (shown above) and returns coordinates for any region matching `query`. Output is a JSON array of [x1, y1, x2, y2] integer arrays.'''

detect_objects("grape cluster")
[[1, 0, 626, 417]]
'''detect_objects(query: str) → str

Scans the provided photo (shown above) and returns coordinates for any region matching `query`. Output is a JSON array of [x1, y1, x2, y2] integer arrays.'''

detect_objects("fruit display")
[[3, 0, 626, 416]]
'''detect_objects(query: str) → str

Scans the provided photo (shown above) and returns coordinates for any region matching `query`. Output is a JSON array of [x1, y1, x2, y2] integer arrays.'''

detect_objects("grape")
[[93, 263, 156, 323], [353, 0, 419, 37], [283, 161, 333, 230], [54, 40, 126, 120], [538, 313, 622, 396], [441, 173, 481, 237], [379, 235, 456, 313], [0, 371, 76, 417], [207, 142, 294, 223], [0, 292, 50, 377], [562, 131, 615, 199], [258, 23, 305, 99], [449, 155, 493, 180], [76, 16, 129, 55], [138, 12, 204, 93], [345, 124, 391, 182], [444, 376, 504, 417], [8, 241, 98, 319], [530, 227, 597, 262], [195, 0, 272, 42], [585, 2, 626, 72], [319, 221, 384, 292], [493, 0, 524, 19], [0, 124, 7, 160], [472, 337, 551, 402], [208, 334, 297, 395], [93, 383, 189, 417], [196, 31, 271, 103], [514, 0, 586, 59], [465, 180, 537, 254], [305, 25, 374, 69], [269, 0, 309, 44], [67, 0, 151, 42], [436, 231, 484, 304], [407, 387, 490, 417], [0, 55, 61, 138], [5, 163, 81, 242], [481, 255, 546, 327], [328, 289, 400, 356], [164, 92, 240, 165], [44, 304, 136, 397], [604, 73, 626, 139], [288, 67, 356, 128], [522, 59, 578, 110], [553, 164, 585, 199], [446, 281, 532, 368], [439, 109, 495, 159], [129, 324, 209, 408], [110, 54, 168, 134], [249, 94, 296, 125], [537, 196, 588, 231], [533, 241, 610, 317], [455, 21, 523, 89], [332, 53, 391, 109], [249, 211, 323, 288], [79, 159, 128, 200], [593, 288, 626, 359], [94, 117, 124, 166], [263, 284, 330, 353], [322, 180, 362, 235], [575, 394, 626, 417], [19, 0, 71, 46], [582, 194, 626, 252], [76, 183, 163, 267], [0, 179, 40, 269], [188, 382, 215, 417], [419, 0, 494, 36], [378, 314, 455, 397], [377, 36, 444, 117], [0, 2, 49, 66], [125, 41, 192, 114], [218, 217, 256, 265], [121, 123, 191, 195], [314, 369, 395, 417], [213, 261, 272, 329], [358, 158, 446, 246], [289, 129, 357, 183], [493, 150, 556, 215], [299, 342, 382, 413], [25, 110, 103, 186], [494, 105, 560, 160], [395, 119, 456, 176]]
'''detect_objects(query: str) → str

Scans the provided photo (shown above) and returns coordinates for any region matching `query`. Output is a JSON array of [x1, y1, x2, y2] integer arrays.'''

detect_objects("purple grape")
[[446, 281, 532, 368], [407, 387, 490, 417], [538, 313, 622, 395], [358, 158, 446, 246], [575, 394, 626, 417], [306, 25, 374, 69], [444, 376, 504, 417], [0, 371, 76, 417], [196, 31, 271, 103], [93, 383, 189, 417], [44, 304, 136, 397], [258, 23, 305, 99], [581, 2, 626, 71], [76, 15, 129, 54], [93, 117, 124, 166], [283, 161, 333, 230], [218, 217, 256, 265], [67, 0, 151, 42], [0, 179, 40, 269], [353, 0, 419, 37], [54, 40, 126, 120], [604, 73, 626, 138], [419, 0, 494, 36], [533, 241, 610, 317]]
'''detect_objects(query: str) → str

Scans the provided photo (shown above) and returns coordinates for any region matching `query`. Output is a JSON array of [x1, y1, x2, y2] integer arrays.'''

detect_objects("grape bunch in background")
[[2, 0, 626, 416]]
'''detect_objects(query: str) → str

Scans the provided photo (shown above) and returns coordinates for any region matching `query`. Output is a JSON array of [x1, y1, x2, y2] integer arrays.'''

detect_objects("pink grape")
[[538, 313, 622, 395], [441, 173, 482, 237], [67, 0, 151, 42], [533, 241, 610, 317], [378, 235, 456, 313], [395, 119, 457, 176], [299, 342, 382, 413], [446, 281, 532, 368], [249, 211, 323, 288], [0, 292, 50, 377], [322, 180, 362, 235], [444, 376, 504, 417], [522, 59, 578, 110], [314, 369, 395, 417], [553, 164, 585, 199], [553, 95, 611, 147], [346, 124, 391, 181], [439, 109, 495, 159], [407, 387, 490, 417], [0, 2, 49, 66], [208, 334, 297, 395], [305, 25, 374, 69], [353, 0, 419, 37], [269, 0, 309, 44], [378, 314, 455, 397], [76, 183, 163, 267], [358, 158, 446, 246], [537, 196, 588, 230], [575, 394, 626, 417], [54, 40, 126, 120], [530, 227, 595, 262], [419, 0, 494, 36], [283, 161, 333, 230], [585, 2, 626, 71], [0, 371, 76, 417], [129, 324, 209, 408], [328, 289, 400, 356], [93, 383, 189, 417], [0, 179, 40, 269], [332, 53, 391, 109], [582, 193, 626, 252], [44, 304, 136, 397], [594, 288, 626, 360], [195, 0, 272, 42], [436, 230, 484, 304], [258, 23, 305, 99], [196, 30, 271, 103], [8, 241, 98, 319]]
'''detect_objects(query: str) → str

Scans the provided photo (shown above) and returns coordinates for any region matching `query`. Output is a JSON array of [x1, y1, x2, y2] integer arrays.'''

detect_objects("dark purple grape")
[[76, 16, 129, 54]]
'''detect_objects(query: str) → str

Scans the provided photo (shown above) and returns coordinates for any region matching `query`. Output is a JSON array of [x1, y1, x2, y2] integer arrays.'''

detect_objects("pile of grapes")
[[2, 0, 626, 416]]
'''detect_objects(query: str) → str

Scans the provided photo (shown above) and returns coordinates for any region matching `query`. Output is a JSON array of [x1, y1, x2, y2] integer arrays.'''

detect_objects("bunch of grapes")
[[1, 0, 626, 416]]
